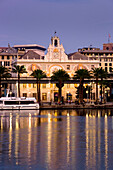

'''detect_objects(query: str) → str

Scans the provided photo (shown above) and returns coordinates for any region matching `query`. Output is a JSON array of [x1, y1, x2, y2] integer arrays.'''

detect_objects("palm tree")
[[0, 66, 11, 98], [99, 68, 108, 103], [51, 69, 70, 103], [12, 65, 27, 97], [92, 68, 108, 103], [74, 69, 91, 103], [30, 69, 47, 104], [92, 68, 101, 103]]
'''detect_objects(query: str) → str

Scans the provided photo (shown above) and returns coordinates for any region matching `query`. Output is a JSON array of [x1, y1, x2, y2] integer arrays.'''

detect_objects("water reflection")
[[0, 109, 113, 169]]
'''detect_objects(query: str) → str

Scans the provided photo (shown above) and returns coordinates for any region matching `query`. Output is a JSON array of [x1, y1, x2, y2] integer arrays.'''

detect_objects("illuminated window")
[[42, 93, 47, 100], [74, 84, 77, 88], [42, 84, 46, 88], [50, 84, 53, 88], [23, 84, 27, 88], [33, 84, 36, 88], [28, 84, 31, 88], [67, 84, 70, 88]]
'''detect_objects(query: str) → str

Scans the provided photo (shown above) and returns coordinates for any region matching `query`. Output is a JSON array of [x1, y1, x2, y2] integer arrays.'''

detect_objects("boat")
[[0, 97, 39, 110]]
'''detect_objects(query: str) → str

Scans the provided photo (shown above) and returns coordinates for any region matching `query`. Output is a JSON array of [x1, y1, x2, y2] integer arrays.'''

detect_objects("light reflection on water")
[[0, 109, 113, 169]]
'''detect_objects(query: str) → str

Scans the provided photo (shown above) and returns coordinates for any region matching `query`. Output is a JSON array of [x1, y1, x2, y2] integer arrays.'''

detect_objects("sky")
[[0, 0, 113, 53]]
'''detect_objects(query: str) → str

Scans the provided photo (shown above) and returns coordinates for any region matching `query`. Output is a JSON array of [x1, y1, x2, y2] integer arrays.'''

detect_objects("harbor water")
[[0, 109, 113, 170]]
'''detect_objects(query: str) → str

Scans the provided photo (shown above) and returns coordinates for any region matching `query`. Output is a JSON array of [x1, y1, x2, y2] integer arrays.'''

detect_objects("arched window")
[[54, 39, 58, 47]]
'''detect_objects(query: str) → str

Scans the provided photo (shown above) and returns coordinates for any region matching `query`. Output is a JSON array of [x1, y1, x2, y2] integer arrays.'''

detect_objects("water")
[[0, 109, 113, 170]]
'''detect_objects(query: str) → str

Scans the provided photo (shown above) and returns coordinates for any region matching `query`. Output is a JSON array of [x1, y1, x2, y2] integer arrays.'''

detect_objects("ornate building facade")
[[13, 35, 99, 102]]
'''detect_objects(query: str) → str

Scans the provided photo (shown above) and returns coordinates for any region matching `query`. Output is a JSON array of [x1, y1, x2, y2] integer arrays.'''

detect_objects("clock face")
[[54, 52, 59, 58]]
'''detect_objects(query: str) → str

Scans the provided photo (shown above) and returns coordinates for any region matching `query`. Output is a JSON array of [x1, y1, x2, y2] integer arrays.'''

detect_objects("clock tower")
[[45, 35, 68, 62]]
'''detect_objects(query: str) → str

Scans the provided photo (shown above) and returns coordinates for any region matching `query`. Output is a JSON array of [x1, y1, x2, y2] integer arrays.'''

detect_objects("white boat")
[[0, 97, 39, 110]]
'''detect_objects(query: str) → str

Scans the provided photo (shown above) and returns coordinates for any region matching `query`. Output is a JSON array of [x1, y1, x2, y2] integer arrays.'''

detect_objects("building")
[[13, 35, 99, 102]]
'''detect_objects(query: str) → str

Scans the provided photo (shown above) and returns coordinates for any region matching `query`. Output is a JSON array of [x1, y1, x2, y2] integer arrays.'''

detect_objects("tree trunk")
[[38, 80, 41, 105], [36, 79, 39, 103], [58, 80, 62, 103], [79, 79, 83, 103], [18, 74, 20, 98], [58, 87, 62, 103], [81, 81, 83, 103], [0, 78, 1, 98], [101, 78, 103, 103], [96, 77, 98, 103], [103, 86, 106, 103]]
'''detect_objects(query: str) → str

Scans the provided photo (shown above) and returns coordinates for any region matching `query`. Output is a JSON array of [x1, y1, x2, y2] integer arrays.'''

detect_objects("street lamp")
[[86, 90, 88, 103], [105, 90, 107, 103]]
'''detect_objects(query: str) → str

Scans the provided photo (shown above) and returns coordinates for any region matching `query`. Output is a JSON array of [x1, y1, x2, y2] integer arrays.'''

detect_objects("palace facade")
[[1, 35, 113, 102], [12, 35, 99, 102]]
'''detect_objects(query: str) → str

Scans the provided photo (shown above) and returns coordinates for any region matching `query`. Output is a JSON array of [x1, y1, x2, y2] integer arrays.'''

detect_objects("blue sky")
[[0, 0, 113, 53]]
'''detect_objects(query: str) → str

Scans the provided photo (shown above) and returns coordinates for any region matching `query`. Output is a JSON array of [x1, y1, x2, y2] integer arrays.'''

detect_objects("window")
[[7, 56, 10, 60], [67, 65, 70, 70], [67, 84, 70, 88], [4, 61, 8, 66], [106, 47, 109, 50], [109, 67, 112, 72], [28, 84, 32, 88], [33, 93, 37, 98], [50, 84, 53, 88], [105, 67, 107, 72], [104, 58, 108, 61], [2, 56, 4, 60], [99, 63, 101, 66], [54, 39, 58, 47], [42, 93, 47, 100], [23, 93, 27, 97], [8, 62, 10, 66], [109, 63, 112, 66], [105, 63, 107, 66], [91, 65, 94, 69], [23, 84, 27, 88], [42, 84, 46, 88], [33, 84, 36, 88]]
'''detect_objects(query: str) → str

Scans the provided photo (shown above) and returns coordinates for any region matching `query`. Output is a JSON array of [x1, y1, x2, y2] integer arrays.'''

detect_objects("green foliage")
[[73, 69, 91, 103], [0, 66, 11, 78], [0, 66, 11, 98], [51, 69, 70, 82], [74, 69, 91, 80], [12, 65, 27, 74], [51, 69, 70, 103], [30, 69, 47, 79]]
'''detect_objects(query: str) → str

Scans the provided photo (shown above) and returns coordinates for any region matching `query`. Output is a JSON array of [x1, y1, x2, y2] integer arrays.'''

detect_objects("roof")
[[0, 47, 17, 55], [14, 44, 46, 51], [68, 52, 92, 60], [81, 50, 113, 54], [20, 50, 44, 60]]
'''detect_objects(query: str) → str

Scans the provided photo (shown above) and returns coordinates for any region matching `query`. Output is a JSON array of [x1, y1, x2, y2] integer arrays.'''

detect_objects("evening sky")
[[0, 0, 113, 53]]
